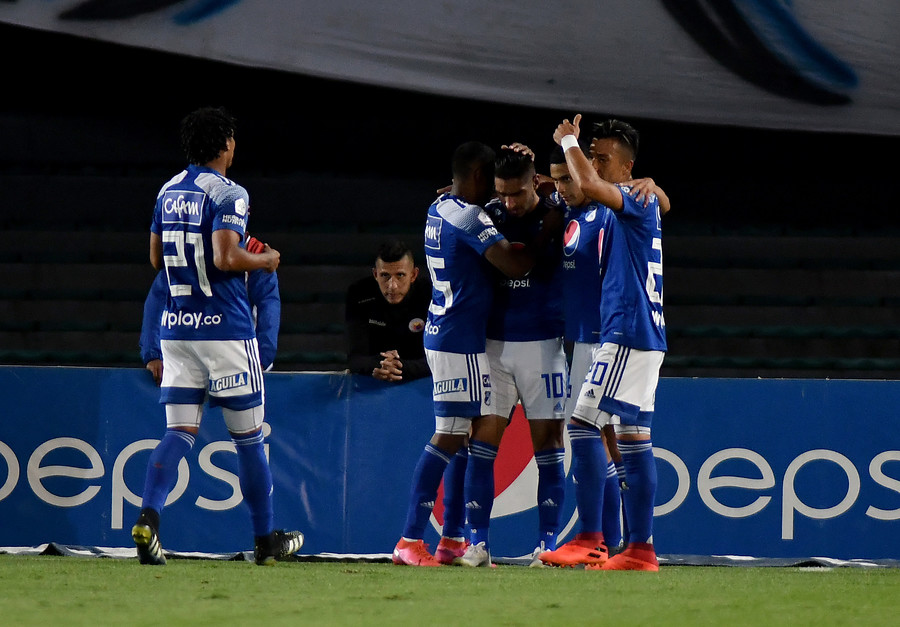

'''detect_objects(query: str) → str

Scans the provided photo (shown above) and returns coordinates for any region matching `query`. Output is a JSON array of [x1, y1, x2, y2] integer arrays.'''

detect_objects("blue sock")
[[233, 429, 274, 538], [402, 444, 452, 540], [534, 447, 565, 550], [141, 428, 195, 514], [567, 423, 606, 535], [619, 440, 657, 545], [602, 461, 622, 549], [465, 439, 498, 549], [441, 448, 468, 539]]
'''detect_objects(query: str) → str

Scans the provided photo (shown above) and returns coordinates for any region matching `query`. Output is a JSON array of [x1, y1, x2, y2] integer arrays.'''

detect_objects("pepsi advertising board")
[[1, 366, 898, 560]]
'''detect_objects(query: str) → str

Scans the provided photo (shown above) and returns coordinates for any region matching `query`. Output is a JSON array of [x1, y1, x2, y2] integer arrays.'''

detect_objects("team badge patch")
[[409, 318, 425, 333]]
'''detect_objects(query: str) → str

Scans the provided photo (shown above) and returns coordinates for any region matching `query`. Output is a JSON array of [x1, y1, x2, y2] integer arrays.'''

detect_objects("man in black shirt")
[[345, 240, 432, 382]]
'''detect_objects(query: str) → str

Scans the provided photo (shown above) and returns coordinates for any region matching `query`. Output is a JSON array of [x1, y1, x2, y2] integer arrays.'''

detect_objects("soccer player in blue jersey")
[[140, 234, 281, 385], [392, 141, 534, 567], [536, 143, 625, 567], [552, 115, 667, 571], [478, 147, 569, 566], [132, 107, 303, 566]]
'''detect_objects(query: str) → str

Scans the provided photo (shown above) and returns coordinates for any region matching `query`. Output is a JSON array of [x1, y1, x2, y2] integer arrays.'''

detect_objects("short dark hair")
[[494, 148, 535, 180], [548, 140, 589, 166], [452, 141, 495, 181], [591, 119, 639, 160], [376, 240, 415, 265], [180, 107, 236, 165]]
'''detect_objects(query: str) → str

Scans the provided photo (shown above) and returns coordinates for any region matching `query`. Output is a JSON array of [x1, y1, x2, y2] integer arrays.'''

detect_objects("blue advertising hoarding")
[[1, 366, 898, 560]]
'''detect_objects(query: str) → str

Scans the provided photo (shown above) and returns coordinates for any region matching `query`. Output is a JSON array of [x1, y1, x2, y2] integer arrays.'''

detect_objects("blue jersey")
[[140, 265, 281, 368], [484, 195, 564, 342], [559, 197, 611, 344], [599, 187, 667, 351], [150, 164, 255, 341], [423, 193, 506, 354]]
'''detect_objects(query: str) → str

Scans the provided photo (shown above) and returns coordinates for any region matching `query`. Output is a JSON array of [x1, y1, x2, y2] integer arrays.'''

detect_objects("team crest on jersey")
[[409, 318, 425, 332], [433, 377, 467, 395], [209, 372, 248, 392], [162, 190, 204, 226], [425, 215, 443, 250]]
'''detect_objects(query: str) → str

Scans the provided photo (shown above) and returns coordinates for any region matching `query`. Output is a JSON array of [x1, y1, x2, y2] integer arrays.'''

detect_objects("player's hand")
[[246, 235, 265, 254], [502, 142, 535, 161], [261, 245, 280, 272], [553, 114, 582, 145], [146, 359, 163, 386], [624, 178, 659, 207], [535, 173, 556, 196]]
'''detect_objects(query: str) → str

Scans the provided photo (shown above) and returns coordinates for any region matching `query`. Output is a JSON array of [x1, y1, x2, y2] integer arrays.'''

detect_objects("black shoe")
[[132, 512, 166, 566], [254, 529, 304, 566]]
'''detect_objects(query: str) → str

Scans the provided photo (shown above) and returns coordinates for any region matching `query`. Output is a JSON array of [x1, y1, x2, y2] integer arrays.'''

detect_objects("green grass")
[[1, 555, 898, 626]]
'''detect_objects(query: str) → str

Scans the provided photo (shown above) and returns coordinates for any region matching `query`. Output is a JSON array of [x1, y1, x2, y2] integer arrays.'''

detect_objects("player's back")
[[152, 164, 255, 341], [423, 193, 504, 354], [599, 187, 666, 352]]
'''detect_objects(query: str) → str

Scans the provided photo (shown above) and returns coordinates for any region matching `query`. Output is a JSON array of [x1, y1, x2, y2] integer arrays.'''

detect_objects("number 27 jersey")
[[150, 164, 255, 341]]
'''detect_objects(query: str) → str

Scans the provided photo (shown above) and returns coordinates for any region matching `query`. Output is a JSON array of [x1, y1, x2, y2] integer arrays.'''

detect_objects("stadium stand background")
[[2, 22, 899, 379]]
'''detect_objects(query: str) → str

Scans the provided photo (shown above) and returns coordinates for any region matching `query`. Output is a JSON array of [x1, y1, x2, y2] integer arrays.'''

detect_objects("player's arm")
[[484, 238, 535, 279], [213, 229, 280, 273], [554, 114, 624, 211], [626, 178, 672, 215], [139, 271, 167, 385], [247, 269, 280, 371], [150, 232, 163, 270]]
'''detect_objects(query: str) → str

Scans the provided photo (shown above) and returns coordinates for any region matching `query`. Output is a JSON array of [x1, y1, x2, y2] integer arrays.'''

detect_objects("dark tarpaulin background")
[[1, 21, 898, 236]]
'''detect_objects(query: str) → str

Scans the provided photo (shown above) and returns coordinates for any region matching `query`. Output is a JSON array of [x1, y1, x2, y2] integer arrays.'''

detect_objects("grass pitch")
[[1, 554, 898, 625]]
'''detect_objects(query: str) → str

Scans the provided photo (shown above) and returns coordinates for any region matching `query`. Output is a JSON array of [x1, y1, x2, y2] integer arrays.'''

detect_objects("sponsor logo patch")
[[425, 215, 443, 250], [209, 372, 248, 392], [433, 378, 467, 395], [162, 191, 204, 226], [161, 310, 223, 330]]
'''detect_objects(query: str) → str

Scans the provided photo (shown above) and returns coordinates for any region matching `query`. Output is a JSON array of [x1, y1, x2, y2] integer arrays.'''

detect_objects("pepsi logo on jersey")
[[563, 220, 580, 256]]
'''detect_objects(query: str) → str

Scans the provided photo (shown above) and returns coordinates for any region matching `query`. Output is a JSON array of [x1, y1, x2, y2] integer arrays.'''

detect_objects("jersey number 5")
[[645, 237, 663, 305], [426, 255, 453, 315]]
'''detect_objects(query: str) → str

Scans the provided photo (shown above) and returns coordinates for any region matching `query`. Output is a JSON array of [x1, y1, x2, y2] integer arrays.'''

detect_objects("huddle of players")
[[392, 114, 668, 571]]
